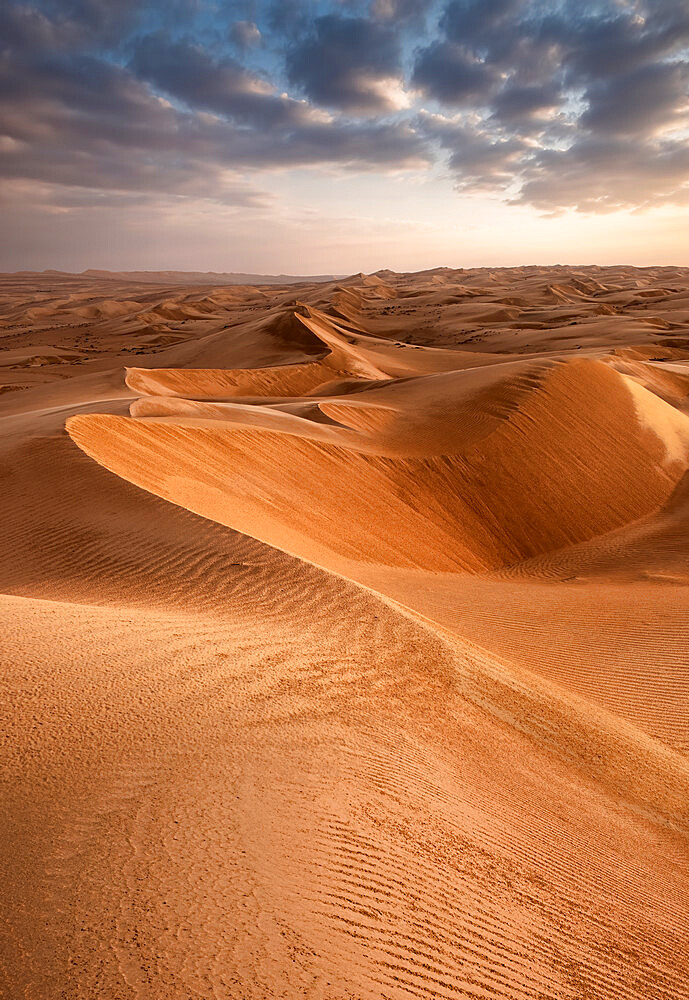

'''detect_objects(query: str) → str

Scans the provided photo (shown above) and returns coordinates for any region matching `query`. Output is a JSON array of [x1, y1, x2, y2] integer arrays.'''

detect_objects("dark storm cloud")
[[285, 14, 404, 113], [2, 0, 689, 220]]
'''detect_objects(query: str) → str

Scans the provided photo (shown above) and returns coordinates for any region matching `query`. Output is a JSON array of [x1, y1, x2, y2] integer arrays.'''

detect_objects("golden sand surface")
[[2, 265, 689, 998]]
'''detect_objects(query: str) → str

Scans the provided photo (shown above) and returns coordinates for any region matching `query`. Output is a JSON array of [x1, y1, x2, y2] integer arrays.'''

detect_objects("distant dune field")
[[2, 265, 689, 998]]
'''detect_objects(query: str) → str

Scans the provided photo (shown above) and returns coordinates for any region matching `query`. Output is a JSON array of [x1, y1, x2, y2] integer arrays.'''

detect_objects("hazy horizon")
[[4, 4, 689, 987], [5, 259, 689, 278]]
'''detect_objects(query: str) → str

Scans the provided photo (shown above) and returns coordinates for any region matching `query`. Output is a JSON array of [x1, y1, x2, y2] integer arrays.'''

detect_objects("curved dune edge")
[[7, 267, 689, 999], [64, 404, 689, 821], [66, 358, 689, 575], [5, 434, 689, 994], [59, 354, 689, 995], [66, 350, 689, 769]]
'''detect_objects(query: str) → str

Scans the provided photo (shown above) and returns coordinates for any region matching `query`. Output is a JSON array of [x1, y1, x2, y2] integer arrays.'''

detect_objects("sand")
[[2, 265, 689, 998]]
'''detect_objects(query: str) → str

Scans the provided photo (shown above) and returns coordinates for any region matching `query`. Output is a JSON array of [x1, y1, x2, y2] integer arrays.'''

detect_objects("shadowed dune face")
[[68, 352, 689, 576], [4, 265, 689, 998]]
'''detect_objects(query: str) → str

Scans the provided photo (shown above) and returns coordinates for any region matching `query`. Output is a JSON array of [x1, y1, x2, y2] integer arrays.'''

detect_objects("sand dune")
[[68, 354, 689, 577], [3, 265, 689, 998]]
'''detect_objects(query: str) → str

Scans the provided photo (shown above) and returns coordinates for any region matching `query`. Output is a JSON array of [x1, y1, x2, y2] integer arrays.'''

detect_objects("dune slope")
[[3, 265, 689, 998]]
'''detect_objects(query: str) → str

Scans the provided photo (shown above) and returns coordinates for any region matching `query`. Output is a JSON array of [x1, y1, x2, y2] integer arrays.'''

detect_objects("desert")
[[1, 264, 689, 997]]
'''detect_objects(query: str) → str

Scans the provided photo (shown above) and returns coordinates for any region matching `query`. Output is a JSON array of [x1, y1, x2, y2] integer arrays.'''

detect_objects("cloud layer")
[[1, 0, 689, 230]]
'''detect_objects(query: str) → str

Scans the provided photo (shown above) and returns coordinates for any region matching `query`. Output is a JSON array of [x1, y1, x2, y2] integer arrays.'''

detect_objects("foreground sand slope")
[[68, 308, 689, 750], [3, 266, 689, 998]]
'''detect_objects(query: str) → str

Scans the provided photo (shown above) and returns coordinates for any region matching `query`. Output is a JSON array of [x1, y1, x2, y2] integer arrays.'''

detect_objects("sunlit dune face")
[[3, 265, 689, 997], [3, 0, 689, 987]]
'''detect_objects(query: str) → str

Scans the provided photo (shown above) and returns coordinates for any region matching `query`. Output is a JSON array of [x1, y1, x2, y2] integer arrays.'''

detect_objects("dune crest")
[[4, 265, 689, 998], [68, 352, 689, 578]]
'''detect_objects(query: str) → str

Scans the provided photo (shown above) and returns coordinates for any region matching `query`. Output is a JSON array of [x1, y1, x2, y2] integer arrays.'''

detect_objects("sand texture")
[[2, 265, 689, 998]]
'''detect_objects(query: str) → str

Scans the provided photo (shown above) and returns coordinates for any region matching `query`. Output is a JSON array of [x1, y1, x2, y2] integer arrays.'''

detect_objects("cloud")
[[230, 20, 262, 51], [286, 14, 407, 114], [1, 0, 689, 234], [421, 113, 528, 190], [370, 0, 426, 25], [580, 62, 689, 137], [490, 83, 561, 126], [413, 0, 689, 210], [442, 0, 524, 45], [412, 41, 497, 106], [0, 7, 428, 211], [515, 135, 689, 214], [266, 0, 312, 40], [550, 4, 689, 83], [130, 33, 309, 128]]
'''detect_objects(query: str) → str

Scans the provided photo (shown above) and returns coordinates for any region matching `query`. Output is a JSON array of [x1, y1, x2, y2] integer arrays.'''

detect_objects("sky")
[[1, 0, 689, 273]]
